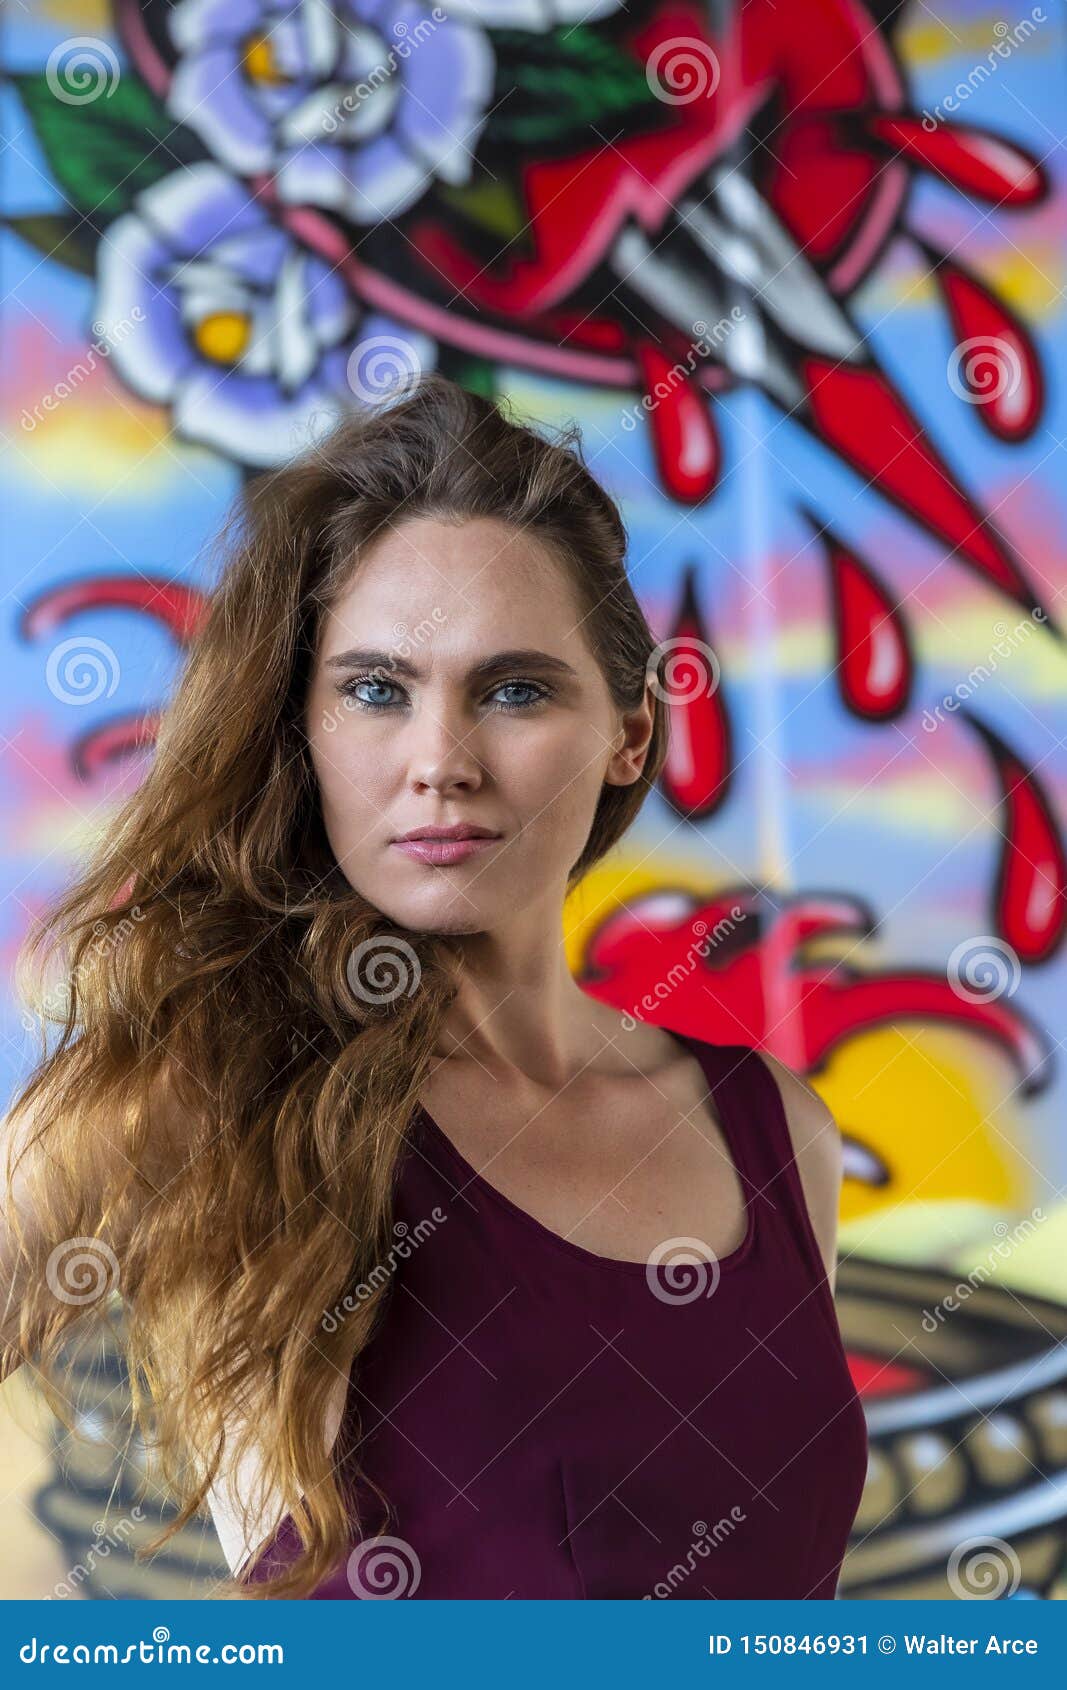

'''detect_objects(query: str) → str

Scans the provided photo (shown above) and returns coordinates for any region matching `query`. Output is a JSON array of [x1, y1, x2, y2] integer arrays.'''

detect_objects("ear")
[[604, 679, 657, 787]]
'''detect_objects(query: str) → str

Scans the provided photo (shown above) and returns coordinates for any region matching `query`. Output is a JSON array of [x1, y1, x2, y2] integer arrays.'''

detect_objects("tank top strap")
[[697, 1038, 830, 1292]]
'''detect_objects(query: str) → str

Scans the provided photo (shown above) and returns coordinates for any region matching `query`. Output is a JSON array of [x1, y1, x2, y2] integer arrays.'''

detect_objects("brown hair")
[[4, 372, 670, 1598]]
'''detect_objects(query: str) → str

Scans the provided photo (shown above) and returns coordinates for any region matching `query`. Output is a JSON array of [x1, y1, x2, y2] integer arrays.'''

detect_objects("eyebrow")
[[323, 647, 581, 683]]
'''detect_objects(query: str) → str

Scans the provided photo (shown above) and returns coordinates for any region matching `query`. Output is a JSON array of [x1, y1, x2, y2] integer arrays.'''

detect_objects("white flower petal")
[[95, 216, 193, 403], [273, 248, 320, 392], [174, 365, 348, 467]]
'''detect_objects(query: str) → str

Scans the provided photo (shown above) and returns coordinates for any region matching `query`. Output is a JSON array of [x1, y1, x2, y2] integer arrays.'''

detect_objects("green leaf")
[[11, 70, 210, 225], [436, 348, 498, 401], [5, 212, 100, 275], [436, 176, 527, 240], [484, 25, 671, 150]]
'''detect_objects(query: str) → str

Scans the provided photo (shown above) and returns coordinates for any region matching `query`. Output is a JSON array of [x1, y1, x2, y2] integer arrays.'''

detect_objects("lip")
[[390, 835, 502, 866], [393, 825, 499, 842], [389, 824, 503, 867]]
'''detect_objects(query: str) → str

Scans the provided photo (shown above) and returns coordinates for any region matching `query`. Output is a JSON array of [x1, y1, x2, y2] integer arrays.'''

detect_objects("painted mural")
[[1, 0, 1065, 1600]]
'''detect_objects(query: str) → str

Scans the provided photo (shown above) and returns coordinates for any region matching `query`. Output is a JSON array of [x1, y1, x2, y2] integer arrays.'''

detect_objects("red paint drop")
[[800, 358, 1041, 613], [933, 255, 1042, 441], [635, 343, 720, 503], [865, 115, 1046, 206], [657, 564, 731, 820], [811, 516, 911, 719], [970, 716, 1067, 964]]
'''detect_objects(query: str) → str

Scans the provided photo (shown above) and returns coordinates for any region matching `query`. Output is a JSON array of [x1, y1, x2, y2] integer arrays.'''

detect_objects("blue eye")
[[341, 676, 397, 711], [489, 681, 548, 712], [337, 676, 550, 714]]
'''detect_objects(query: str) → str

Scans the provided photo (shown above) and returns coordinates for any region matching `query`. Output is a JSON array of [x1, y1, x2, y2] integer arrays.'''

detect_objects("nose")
[[405, 701, 484, 796]]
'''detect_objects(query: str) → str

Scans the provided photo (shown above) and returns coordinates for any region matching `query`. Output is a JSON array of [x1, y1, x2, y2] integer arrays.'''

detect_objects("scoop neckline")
[[414, 1026, 758, 1279]]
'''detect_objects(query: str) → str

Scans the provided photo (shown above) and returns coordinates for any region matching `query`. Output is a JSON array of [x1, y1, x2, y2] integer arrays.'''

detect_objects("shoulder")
[[756, 1051, 843, 1293]]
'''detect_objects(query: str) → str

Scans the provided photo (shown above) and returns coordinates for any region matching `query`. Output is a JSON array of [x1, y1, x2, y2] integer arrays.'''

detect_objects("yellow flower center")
[[194, 312, 251, 365], [241, 32, 291, 85]]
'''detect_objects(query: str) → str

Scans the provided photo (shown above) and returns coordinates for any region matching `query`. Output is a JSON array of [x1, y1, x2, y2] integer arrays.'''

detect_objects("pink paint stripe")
[[282, 203, 638, 385], [115, 0, 172, 98]]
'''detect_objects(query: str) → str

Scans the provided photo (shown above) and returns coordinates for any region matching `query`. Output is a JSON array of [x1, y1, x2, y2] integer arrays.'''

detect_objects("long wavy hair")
[[3, 372, 671, 1598]]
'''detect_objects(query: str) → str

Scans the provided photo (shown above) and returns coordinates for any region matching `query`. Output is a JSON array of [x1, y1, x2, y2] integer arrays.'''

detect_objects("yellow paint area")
[[900, 17, 1047, 64], [14, 394, 185, 487], [813, 1022, 1030, 1222], [838, 1196, 1067, 1302]]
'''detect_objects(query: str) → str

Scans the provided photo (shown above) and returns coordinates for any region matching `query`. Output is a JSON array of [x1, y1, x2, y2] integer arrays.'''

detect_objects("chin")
[[369, 886, 495, 938]]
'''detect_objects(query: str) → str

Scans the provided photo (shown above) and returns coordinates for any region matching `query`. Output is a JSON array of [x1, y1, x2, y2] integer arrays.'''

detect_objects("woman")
[[2, 374, 867, 1600]]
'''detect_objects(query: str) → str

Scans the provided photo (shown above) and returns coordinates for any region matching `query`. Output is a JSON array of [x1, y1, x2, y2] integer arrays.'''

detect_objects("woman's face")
[[304, 515, 653, 935]]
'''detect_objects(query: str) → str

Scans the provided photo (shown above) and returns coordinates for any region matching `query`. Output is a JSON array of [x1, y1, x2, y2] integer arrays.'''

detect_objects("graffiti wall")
[[1, 0, 1064, 1599]]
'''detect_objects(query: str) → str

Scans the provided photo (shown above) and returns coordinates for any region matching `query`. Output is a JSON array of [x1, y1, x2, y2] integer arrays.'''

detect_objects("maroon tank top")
[[241, 1031, 868, 1598]]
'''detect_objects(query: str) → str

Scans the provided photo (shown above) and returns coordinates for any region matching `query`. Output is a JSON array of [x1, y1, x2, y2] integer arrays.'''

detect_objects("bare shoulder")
[[758, 1051, 843, 1294]]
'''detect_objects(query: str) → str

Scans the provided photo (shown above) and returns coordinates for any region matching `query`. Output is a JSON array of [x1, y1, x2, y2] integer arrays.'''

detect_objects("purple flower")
[[165, 0, 497, 225], [95, 162, 435, 465]]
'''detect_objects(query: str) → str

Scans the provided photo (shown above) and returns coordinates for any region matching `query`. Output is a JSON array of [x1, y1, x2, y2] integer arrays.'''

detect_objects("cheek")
[[309, 730, 385, 832], [508, 719, 609, 814]]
